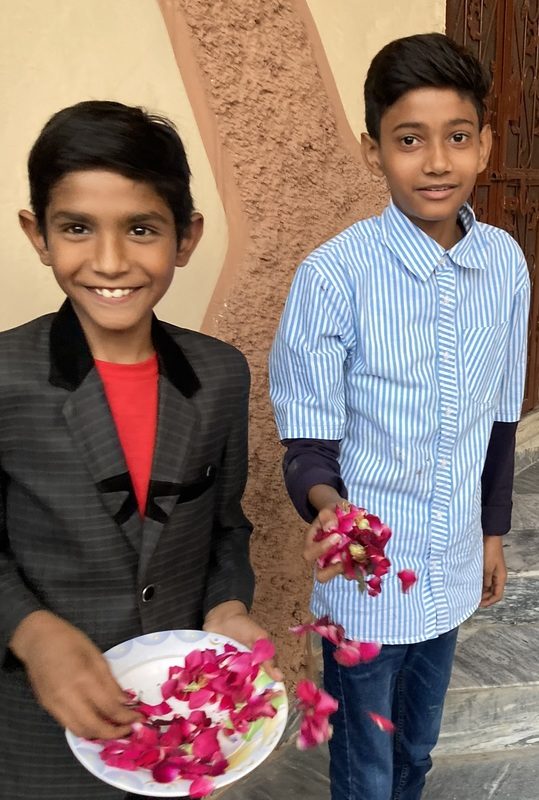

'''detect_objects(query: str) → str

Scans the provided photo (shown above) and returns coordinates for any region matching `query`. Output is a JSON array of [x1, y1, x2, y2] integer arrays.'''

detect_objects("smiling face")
[[20, 170, 202, 361], [361, 87, 492, 249]]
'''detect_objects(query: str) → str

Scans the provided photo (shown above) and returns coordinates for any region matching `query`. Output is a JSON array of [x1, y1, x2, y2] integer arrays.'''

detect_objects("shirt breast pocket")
[[462, 321, 509, 405]]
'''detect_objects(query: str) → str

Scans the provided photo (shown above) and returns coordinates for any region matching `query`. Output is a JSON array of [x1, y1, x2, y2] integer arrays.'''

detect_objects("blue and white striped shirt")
[[270, 202, 530, 644]]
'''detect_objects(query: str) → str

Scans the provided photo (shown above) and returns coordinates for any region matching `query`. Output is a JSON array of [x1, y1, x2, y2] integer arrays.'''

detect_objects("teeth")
[[94, 288, 134, 298]]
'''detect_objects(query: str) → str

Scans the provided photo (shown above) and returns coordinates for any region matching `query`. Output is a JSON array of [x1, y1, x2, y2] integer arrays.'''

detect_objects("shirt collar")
[[380, 200, 488, 281]]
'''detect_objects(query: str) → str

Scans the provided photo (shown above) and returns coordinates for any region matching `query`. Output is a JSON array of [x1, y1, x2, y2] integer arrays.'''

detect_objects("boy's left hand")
[[203, 600, 283, 682], [481, 535, 507, 607]]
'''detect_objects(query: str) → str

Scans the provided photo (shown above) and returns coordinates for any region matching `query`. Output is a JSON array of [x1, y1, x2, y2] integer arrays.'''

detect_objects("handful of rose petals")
[[315, 502, 417, 597], [96, 639, 284, 798]]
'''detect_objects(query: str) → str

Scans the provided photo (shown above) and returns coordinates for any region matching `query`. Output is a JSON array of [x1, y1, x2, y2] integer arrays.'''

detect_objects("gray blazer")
[[0, 300, 254, 799]]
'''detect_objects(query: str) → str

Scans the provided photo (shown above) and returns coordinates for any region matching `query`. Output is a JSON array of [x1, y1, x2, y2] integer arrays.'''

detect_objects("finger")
[[315, 562, 344, 583], [490, 572, 506, 604], [88, 666, 143, 727], [48, 692, 132, 740], [317, 507, 339, 530], [303, 533, 341, 562]]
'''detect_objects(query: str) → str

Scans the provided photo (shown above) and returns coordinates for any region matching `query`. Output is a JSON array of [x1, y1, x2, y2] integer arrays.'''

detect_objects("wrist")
[[9, 609, 56, 664], [203, 600, 248, 628]]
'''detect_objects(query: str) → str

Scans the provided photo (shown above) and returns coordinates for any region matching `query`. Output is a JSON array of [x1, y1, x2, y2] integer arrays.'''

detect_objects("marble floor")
[[219, 458, 539, 799]]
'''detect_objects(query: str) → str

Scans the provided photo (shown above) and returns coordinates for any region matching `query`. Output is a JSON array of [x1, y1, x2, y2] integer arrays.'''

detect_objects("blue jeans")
[[323, 627, 458, 800]]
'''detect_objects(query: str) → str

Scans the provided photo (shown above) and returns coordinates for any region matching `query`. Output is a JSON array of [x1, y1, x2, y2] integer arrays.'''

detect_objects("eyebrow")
[[49, 210, 172, 225], [391, 118, 476, 133]]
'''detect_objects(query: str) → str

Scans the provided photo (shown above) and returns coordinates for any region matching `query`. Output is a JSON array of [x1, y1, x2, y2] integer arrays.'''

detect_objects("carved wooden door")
[[447, 0, 539, 412]]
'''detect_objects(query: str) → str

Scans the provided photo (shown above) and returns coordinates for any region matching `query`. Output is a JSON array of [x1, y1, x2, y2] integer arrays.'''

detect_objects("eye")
[[131, 225, 154, 237], [451, 132, 469, 144], [400, 135, 418, 147], [64, 223, 88, 235]]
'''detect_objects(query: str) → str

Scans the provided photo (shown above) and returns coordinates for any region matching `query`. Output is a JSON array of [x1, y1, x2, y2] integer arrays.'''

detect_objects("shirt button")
[[141, 584, 155, 603], [434, 511, 443, 520], [439, 458, 448, 467], [441, 351, 450, 361], [441, 294, 450, 305]]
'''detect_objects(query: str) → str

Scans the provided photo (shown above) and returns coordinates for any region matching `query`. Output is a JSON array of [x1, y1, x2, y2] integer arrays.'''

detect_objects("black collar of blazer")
[[48, 299, 201, 397]]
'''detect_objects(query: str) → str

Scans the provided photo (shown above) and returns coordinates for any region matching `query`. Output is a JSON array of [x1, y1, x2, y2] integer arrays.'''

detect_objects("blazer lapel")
[[138, 376, 200, 577], [62, 371, 143, 553], [49, 300, 142, 551]]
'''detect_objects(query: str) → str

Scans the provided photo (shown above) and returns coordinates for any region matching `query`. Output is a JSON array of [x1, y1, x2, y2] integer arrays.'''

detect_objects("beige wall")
[[0, 0, 227, 332], [307, 0, 446, 138]]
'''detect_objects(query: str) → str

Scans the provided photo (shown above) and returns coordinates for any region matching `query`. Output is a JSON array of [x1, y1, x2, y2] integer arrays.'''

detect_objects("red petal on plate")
[[367, 711, 396, 732], [160, 677, 178, 700], [136, 700, 172, 717], [152, 760, 182, 783], [187, 688, 215, 709], [189, 775, 215, 798], [192, 728, 221, 760], [100, 753, 137, 770]]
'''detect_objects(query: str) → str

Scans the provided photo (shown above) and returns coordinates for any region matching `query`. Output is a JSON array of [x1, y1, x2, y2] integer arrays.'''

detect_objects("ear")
[[19, 210, 52, 266], [361, 133, 385, 178], [175, 212, 204, 268], [477, 123, 493, 174]]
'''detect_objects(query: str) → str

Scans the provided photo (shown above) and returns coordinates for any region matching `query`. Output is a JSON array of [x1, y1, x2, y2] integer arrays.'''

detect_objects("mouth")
[[415, 184, 459, 202], [89, 287, 139, 299], [417, 184, 457, 193]]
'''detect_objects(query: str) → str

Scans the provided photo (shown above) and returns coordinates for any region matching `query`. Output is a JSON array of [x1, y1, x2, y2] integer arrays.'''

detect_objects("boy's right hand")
[[9, 610, 141, 739], [304, 506, 345, 582]]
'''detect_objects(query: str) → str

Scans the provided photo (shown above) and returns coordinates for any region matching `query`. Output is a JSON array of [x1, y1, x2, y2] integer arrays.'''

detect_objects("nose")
[[92, 232, 129, 277], [423, 141, 451, 175]]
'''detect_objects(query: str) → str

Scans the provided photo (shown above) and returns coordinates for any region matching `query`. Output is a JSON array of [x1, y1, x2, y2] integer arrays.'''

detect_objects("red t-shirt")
[[95, 355, 158, 515]]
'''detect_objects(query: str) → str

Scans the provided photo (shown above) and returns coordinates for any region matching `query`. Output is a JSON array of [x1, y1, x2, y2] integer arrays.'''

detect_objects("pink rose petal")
[[368, 711, 396, 733], [189, 775, 215, 797], [398, 569, 418, 593]]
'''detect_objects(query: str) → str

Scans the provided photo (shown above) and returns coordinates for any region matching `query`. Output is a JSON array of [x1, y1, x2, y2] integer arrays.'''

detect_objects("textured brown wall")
[[158, 0, 387, 681]]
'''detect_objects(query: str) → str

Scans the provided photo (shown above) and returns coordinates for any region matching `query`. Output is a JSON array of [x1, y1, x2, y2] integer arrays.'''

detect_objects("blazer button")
[[141, 584, 155, 603]]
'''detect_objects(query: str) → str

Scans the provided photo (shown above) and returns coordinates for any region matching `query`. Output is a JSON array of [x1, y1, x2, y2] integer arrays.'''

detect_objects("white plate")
[[66, 630, 288, 796]]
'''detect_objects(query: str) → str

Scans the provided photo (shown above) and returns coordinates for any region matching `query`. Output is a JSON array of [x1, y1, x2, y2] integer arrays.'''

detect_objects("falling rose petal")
[[189, 775, 215, 798], [368, 711, 396, 733], [366, 576, 382, 597], [289, 616, 345, 647], [398, 569, 418, 593], [251, 638, 275, 665], [333, 639, 382, 666], [295, 679, 338, 750]]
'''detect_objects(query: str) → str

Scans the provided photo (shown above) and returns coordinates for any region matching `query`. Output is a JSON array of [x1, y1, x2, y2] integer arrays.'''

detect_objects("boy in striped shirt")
[[270, 33, 529, 800]]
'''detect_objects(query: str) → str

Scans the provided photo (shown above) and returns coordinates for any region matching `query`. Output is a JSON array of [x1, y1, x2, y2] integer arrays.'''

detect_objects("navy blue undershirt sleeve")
[[481, 420, 518, 535], [281, 438, 347, 523], [283, 421, 517, 533]]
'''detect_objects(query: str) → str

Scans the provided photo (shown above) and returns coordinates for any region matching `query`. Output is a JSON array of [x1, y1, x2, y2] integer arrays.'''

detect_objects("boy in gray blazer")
[[0, 101, 274, 799]]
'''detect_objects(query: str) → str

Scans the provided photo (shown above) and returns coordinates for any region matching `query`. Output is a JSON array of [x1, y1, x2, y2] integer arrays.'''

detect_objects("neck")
[[413, 216, 463, 250], [77, 315, 155, 364]]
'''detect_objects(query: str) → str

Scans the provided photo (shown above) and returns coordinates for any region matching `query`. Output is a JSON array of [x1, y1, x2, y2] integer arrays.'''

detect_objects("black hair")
[[364, 33, 491, 140], [28, 100, 194, 240]]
